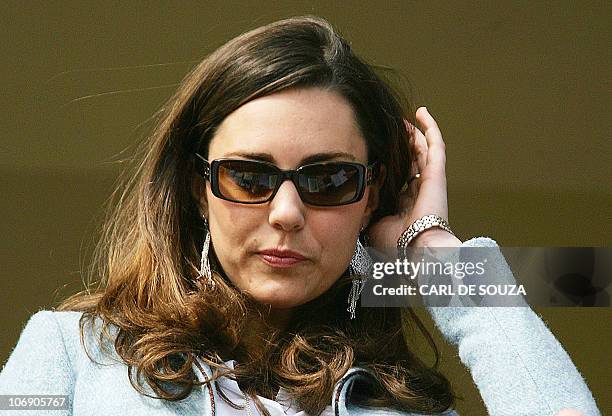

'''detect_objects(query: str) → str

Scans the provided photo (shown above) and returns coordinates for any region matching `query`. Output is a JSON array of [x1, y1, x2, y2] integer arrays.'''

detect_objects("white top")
[[215, 360, 334, 416]]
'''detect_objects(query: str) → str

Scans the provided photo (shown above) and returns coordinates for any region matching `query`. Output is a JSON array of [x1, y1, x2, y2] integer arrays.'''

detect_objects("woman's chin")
[[229, 270, 333, 310], [245, 282, 321, 310], [248, 292, 309, 310]]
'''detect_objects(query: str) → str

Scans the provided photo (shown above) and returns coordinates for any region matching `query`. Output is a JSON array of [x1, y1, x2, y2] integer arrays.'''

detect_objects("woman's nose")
[[268, 179, 306, 232]]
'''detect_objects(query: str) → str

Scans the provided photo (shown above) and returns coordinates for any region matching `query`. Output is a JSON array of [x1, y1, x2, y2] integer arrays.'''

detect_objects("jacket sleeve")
[[0, 310, 74, 415], [427, 237, 601, 416]]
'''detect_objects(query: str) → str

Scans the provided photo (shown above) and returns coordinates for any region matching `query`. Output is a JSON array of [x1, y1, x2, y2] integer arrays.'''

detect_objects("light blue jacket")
[[0, 238, 601, 415]]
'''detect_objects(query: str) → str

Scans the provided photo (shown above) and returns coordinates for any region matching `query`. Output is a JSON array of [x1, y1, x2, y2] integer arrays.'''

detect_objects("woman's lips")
[[257, 249, 307, 268]]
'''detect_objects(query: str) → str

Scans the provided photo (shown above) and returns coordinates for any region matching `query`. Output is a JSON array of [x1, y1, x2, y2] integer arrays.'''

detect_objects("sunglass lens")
[[217, 160, 278, 203], [298, 163, 361, 206]]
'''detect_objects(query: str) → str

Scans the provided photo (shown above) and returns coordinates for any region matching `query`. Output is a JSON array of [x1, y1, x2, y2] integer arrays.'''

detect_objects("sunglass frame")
[[195, 154, 377, 206]]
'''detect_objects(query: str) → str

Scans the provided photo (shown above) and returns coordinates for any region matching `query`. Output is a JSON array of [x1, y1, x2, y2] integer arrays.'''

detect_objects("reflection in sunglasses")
[[330, 169, 349, 186]]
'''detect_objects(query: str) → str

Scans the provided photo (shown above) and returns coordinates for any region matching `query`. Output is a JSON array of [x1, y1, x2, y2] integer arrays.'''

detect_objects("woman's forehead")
[[207, 88, 368, 167]]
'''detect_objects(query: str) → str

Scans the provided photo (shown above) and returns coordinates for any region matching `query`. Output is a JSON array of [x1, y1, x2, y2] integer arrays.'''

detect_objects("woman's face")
[[198, 87, 379, 311]]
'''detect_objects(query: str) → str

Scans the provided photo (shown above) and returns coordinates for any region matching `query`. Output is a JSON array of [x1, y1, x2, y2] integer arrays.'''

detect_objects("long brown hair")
[[59, 15, 455, 415]]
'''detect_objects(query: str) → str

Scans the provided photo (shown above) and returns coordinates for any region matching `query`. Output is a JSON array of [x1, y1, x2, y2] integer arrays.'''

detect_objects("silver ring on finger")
[[408, 173, 421, 183]]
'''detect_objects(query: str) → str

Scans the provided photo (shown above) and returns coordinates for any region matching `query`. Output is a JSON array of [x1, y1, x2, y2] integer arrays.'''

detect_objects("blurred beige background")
[[1, 1, 610, 414]]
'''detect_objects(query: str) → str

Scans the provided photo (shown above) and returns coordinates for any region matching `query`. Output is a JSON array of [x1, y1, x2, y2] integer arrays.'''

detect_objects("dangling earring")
[[348, 226, 372, 319], [199, 217, 215, 289]]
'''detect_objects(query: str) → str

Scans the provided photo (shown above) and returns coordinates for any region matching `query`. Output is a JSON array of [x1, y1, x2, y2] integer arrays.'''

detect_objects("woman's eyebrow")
[[300, 152, 357, 164], [222, 151, 358, 164]]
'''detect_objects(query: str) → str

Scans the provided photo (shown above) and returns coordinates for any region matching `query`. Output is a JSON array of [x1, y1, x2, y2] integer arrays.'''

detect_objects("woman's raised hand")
[[367, 107, 462, 249]]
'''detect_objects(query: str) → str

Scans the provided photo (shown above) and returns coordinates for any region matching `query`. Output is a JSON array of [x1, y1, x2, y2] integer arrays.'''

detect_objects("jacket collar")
[[192, 356, 374, 416], [332, 367, 375, 416]]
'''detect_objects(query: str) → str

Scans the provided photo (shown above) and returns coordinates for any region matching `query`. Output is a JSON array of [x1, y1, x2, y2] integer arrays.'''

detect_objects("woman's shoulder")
[[11, 310, 103, 356], [6, 310, 84, 359], [1, 310, 122, 386], [1, 311, 214, 415], [21, 309, 84, 337], [0, 310, 82, 397]]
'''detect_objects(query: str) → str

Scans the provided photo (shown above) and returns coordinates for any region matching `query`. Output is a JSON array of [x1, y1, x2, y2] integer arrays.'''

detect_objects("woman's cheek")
[[316, 220, 359, 283]]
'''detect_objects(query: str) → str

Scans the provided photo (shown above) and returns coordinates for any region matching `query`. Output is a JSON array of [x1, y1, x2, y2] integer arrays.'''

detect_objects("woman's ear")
[[362, 164, 386, 228], [191, 175, 208, 218]]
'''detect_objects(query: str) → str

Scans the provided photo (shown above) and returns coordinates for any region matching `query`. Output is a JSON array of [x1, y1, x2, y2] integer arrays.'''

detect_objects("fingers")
[[403, 119, 427, 195], [415, 107, 446, 175], [404, 118, 429, 176], [408, 107, 449, 221], [412, 126, 428, 175]]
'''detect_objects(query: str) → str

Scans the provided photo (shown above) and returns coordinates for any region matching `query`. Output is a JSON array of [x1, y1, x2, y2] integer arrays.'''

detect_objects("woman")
[[0, 16, 599, 416]]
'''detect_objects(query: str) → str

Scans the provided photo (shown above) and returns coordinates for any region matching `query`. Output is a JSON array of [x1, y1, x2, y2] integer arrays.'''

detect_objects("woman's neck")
[[239, 304, 293, 361]]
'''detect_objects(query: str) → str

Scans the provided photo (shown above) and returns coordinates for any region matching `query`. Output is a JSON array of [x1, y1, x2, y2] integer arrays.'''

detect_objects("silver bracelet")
[[397, 214, 454, 254]]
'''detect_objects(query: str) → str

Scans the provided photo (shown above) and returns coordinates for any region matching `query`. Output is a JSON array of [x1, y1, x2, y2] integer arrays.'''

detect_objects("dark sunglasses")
[[195, 154, 378, 206]]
